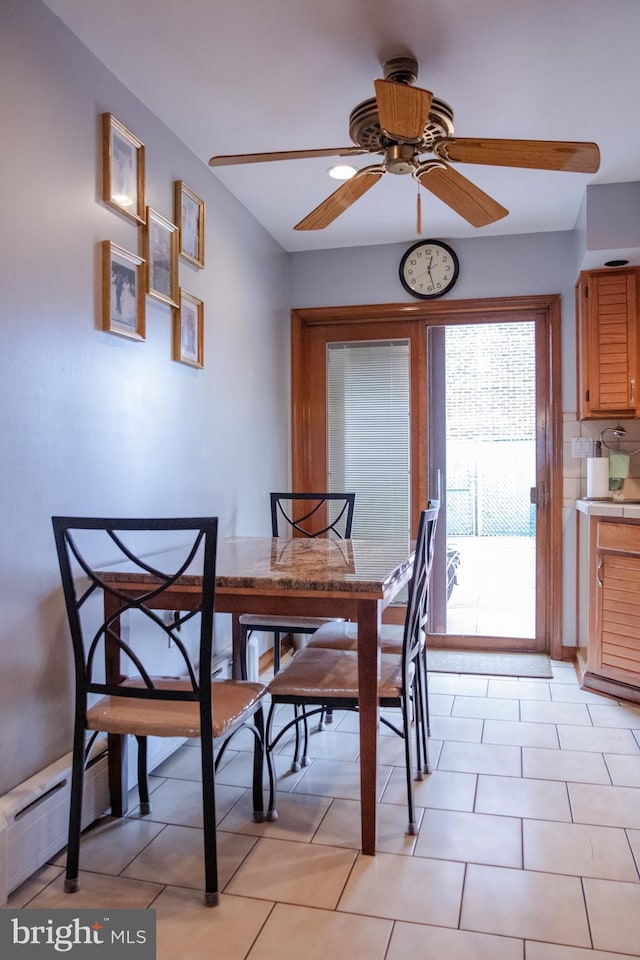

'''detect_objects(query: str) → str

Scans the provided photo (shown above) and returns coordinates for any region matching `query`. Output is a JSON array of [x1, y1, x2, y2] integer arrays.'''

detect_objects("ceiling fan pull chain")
[[416, 188, 422, 234]]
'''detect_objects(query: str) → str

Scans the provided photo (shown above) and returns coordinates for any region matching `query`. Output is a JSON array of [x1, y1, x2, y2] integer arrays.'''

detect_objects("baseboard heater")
[[0, 733, 186, 906]]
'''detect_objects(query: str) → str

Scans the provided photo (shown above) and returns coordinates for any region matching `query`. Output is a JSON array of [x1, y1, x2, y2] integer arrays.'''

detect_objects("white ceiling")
[[43, 0, 640, 253]]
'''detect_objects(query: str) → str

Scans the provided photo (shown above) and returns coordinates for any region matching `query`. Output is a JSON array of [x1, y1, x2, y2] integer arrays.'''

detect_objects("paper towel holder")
[[600, 426, 640, 456]]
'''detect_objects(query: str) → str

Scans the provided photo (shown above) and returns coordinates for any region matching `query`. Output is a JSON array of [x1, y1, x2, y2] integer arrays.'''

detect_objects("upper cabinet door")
[[577, 268, 639, 420]]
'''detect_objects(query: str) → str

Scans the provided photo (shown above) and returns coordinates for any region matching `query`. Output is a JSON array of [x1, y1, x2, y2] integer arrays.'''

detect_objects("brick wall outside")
[[445, 323, 536, 536]]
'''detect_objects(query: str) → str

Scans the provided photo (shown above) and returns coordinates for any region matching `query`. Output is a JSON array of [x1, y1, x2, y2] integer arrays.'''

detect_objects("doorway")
[[291, 295, 562, 657], [427, 321, 537, 645]]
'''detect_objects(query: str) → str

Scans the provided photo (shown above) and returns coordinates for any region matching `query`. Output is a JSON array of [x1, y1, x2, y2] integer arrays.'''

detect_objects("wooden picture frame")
[[173, 290, 204, 367], [144, 207, 179, 306], [102, 113, 145, 223], [102, 241, 145, 340], [175, 181, 205, 268]]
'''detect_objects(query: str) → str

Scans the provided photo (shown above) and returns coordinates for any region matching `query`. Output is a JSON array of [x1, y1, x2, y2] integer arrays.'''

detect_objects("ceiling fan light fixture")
[[328, 164, 357, 180]]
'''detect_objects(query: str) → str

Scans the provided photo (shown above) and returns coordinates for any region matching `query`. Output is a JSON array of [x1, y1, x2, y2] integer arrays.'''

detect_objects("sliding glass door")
[[291, 297, 562, 656]]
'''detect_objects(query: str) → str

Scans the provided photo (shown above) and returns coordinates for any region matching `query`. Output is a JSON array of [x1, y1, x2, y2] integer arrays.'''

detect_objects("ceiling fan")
[[209, 56, 600, 231]]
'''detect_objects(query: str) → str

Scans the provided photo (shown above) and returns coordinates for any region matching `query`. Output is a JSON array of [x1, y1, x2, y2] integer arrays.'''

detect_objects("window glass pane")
[[327, 339, 410, 539]]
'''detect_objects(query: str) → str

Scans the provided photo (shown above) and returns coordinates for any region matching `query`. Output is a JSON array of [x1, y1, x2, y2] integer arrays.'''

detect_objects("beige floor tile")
[[451, 695, 520, 720], [290, 757, 392, 801], [475, 775, 571, 821], [429, 715, 484, 742], [487, 679, 551, 701], [219, 788, 331, 842], [387, 921, 523, 960], [152, 744, 203, 780], [522, 746, 611, 784], [50, 815, 164, 875], [523, 818, 639, 880], [584, 877, 640, 953], [520, 700, 592, 725], [153, 887, 273, 960], [588, 702, 640, 729], [247, 903, 393, 960], [428, 692, 455, 715], [627, 829, 640, 871], [276, 728, 361, 762], [414, 808, 522, 867], [549, 684, 610, 703], [428, 675, 489, 697], [225, 837, 357, 909], [129, 775, 245, 828], [549, 665, 582, 684], [460, 863, 590, 945], [483, 719, 559, 748], [569, 782, 640, 828], [313, 797, 422, 854], [438, 741, 522, 776], [605, 753, 640, 786], [7, 864, 65, 908], [338, 850, 464, 925], [525, 942, 640, 960], [23, 869, 163, 908], [558, 724, 640, 754], [121, 823, 256, 891], [381, 767, 477, 811]]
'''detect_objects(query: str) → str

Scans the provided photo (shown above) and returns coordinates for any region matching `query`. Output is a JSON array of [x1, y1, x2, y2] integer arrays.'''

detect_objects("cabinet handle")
[[596, 559, 604, 587], [631, 378, 636, 406]]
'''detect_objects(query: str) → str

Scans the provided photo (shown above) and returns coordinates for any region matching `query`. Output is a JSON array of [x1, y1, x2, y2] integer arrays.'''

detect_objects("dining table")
[[99, 534, 415, 855]]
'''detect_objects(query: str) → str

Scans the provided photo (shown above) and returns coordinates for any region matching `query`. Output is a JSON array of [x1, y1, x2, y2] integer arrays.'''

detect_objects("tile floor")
[[9, 660, 640, 960]]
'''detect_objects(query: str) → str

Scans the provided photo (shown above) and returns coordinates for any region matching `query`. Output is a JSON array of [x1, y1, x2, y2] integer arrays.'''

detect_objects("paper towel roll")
[[586, 457, 610, 498]]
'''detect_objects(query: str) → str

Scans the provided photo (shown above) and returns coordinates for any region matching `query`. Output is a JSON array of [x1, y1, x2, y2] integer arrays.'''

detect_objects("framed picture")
[[102, 113, 145, 223], [175, 181, 205, 268], [144, 207, 178, 306], [102, 241, 145, 340], [173, 290, 204, 367]]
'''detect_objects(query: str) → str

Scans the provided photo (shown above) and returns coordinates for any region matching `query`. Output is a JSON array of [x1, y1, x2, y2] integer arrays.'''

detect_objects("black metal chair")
[[239, 492, 356, 670], [266, 504, 439, 833], [238, 492, 355, 770], [52, 516, 276, 907], [308, 501, 440, 773]]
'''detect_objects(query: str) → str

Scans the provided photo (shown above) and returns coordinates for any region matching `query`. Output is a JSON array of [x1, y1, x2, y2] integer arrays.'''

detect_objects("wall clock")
[[399, 239, 459, 300]]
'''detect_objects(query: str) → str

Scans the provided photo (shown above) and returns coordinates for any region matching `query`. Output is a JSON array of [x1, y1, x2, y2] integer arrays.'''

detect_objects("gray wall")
[[290, 231, 577, 409], [0, 1, 290, 796]]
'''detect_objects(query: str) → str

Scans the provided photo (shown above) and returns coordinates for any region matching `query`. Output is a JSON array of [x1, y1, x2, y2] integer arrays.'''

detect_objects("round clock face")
[[399, 240, 459, 300]]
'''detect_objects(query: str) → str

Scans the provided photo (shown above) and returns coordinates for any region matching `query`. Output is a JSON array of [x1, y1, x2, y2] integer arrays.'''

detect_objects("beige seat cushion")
[[307, 620, 403, 653], [86, 679, 267, 740], [267, 647, 403, 700]]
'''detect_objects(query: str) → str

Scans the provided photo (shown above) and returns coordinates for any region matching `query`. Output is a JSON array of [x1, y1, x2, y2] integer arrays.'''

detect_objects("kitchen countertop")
[[576, 499, 640, 518]]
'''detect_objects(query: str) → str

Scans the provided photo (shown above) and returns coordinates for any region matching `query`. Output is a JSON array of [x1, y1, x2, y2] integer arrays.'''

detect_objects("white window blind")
[[327, 339, 411, 539]]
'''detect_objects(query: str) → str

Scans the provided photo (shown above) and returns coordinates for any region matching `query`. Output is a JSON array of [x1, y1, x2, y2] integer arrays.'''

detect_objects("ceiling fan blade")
[[434, 138, 600, 173], [374, 78, 433, 141], [294, 167, 385, 230], [415, 162, 509, 227], [209, 146, 368, 167]]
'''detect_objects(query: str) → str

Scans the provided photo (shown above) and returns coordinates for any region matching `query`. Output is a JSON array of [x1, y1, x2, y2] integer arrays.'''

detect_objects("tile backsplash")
[[564, 414, 640, 504]]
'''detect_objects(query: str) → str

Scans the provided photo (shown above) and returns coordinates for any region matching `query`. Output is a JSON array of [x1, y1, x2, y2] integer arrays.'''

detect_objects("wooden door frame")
[[291, 295, 563, 659]]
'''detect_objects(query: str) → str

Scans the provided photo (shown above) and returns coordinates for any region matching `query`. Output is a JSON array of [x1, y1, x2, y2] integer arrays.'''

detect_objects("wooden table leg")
[[231, 613, 245, 679], [357, 598, 381, 855]]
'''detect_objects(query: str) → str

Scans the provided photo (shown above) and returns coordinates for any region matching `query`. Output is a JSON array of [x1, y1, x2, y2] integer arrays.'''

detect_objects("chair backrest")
[[270, 492, 355, 539], [52, 517, 218, 712], [403, 503, 439, 673]]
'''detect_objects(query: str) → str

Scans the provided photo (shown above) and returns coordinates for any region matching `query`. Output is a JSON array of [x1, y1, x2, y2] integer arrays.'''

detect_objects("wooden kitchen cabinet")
[[583, 516, 640, 702], [576, 266, 640, 420]]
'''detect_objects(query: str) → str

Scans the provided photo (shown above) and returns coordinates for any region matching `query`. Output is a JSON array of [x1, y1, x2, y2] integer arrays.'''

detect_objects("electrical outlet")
[[571, 437, 596, 459]]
